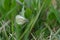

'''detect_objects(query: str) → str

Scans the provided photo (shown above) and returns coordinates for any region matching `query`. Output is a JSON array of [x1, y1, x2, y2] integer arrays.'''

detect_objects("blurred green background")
[[0, 0, 60, 40]]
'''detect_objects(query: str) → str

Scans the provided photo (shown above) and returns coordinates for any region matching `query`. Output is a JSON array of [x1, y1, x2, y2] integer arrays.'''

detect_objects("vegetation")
[[0, 0, 60, 40]]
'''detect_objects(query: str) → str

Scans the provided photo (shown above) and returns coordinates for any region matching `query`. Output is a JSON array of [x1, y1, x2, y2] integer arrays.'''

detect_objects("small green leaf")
[[25, 8, 32, 19]]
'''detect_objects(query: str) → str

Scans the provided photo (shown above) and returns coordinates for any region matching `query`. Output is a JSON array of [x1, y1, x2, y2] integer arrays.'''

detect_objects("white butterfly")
[[15, 15, 28, 25]]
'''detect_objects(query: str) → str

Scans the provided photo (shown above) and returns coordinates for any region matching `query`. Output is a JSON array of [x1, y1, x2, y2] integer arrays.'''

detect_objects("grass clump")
[[0, 0, 60, 40]]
